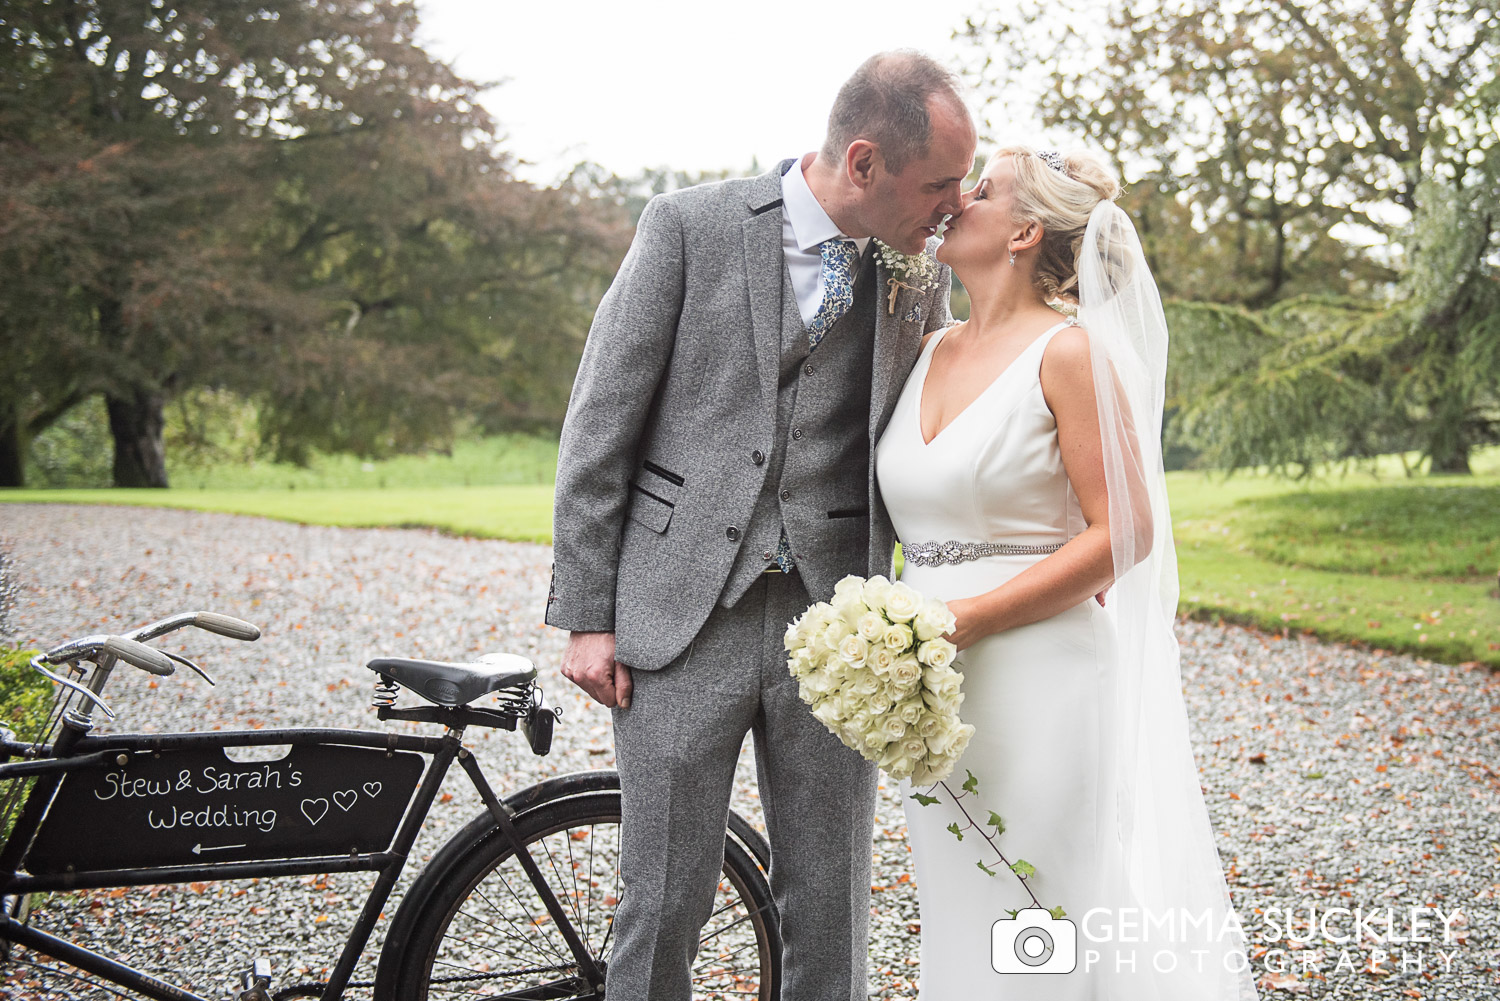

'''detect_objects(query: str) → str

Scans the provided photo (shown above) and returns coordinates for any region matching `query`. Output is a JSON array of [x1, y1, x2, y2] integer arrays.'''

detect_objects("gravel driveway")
[[1, 504, 1496, 999]]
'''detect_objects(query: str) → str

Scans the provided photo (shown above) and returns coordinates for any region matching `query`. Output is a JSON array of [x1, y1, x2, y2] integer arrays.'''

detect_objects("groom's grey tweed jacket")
[[546, 159, 953, 670]]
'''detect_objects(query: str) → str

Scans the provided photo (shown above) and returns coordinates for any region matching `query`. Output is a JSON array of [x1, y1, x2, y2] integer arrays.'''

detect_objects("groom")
[[546, 51, 975, 1000]]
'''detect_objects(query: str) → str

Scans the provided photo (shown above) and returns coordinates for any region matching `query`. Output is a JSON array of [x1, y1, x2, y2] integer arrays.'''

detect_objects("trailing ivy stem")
[[936, 780, 1044, 910]]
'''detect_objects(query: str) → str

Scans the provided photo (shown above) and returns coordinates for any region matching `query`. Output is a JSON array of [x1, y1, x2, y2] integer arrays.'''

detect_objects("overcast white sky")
[[413, 0, 997, 183]]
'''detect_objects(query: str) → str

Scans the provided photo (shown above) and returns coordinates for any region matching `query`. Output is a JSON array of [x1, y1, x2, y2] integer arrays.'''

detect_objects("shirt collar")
[[782, 155, 871, 256]]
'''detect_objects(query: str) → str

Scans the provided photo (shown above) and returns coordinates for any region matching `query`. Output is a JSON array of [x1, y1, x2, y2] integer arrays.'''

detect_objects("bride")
[[874, 145, 1259, 999]]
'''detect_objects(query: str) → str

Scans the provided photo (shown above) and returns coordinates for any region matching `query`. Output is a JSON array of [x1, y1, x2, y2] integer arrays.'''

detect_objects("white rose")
[[897, 697, 926, 726], [867, 645, 896, 677], [913, 602, 956, 642], [914, 711, 944, 739], [925, 721, 963, 757], [878, 712, 908, 743], [851, 669, 881, 697], [837, 633, 869, 668], [950, 722, 976, 760], [857, 610, 886, 643], [883, 582, 920, 623], [833, 574, 867, 606], [862, 728, 888, 755], [784, 619, 807, 652], [867, 691, 892, 715], [908, 759, 937, 787], [822, 617, 853, 650], [812, 701, 844, 729], [848, 709, 875, 736], [900, 734, 928, 762], [917, 638, 957, 670], [924, 665, 963, 702], [877, 741, 915, 779], [890, 654, 922, 690], [816, 669, 840, 702], [861, 575, 893, 610], [882, 622, 914, 652]]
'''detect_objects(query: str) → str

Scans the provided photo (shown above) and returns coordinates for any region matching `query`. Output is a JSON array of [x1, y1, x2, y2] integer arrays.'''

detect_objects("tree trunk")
[[1425, 393, 1472, 474], [105, 389, 169, 487], [0, 407, 23, 487]]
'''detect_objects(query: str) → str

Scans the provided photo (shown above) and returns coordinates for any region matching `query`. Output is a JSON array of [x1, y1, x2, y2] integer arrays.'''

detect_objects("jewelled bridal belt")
[[902, 539, 1066, 567]]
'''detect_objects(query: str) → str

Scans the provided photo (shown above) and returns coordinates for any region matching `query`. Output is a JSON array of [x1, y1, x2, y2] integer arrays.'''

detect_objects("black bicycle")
[[0, 611, 780, 1000]]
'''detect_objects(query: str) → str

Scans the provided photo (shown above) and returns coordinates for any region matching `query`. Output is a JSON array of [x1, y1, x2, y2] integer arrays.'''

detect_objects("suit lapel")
[[742, 163, 792, 407], [869, 255, 921, 443]]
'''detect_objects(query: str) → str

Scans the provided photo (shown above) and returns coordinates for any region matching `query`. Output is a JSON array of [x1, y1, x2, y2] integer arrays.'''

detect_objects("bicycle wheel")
[[389, 791, 779, 1000]]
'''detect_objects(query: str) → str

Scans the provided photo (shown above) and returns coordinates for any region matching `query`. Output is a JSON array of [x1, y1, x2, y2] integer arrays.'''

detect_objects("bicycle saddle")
[[367, 653, 536, 706]]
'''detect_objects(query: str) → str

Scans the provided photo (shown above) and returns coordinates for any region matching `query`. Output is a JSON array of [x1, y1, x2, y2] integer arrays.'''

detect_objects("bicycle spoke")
[[540, 827, 589, 941], [459, 878, 573, 969]]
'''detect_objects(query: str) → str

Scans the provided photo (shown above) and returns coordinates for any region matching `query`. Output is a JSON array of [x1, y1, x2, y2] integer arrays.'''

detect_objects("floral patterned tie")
[[772, 238, 862, 572], [806, 238, 860, 349]]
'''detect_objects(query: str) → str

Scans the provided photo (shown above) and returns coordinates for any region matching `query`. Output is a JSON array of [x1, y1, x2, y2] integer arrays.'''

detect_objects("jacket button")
[[726, 526, 740, 541], [762, 550, 773, 560], [791, 428, 803, 440], [752, 450, 765, 465], [804, 362, 814, 376], [780, 489, 791, 501]]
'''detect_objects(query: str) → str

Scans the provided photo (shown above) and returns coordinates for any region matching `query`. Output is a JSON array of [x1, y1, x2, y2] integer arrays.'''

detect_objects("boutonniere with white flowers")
[[874, 240, 940, 315]]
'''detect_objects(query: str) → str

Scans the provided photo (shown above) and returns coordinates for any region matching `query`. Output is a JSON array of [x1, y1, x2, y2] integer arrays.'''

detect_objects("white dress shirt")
[[781, 155, 871, 328]]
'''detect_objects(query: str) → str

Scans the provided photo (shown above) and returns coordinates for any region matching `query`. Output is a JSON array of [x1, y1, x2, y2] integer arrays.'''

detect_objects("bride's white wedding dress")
[[877, 318, 1107, 999], [875, 317, 1255, 999]]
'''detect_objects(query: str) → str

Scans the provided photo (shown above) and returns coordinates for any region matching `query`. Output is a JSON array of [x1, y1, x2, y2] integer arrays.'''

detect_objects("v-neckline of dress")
[[916, 319, 1074, 447]]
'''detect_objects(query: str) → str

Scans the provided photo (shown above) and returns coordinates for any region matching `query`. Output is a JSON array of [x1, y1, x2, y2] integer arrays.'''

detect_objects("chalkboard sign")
[[26, 744, 426, 874]]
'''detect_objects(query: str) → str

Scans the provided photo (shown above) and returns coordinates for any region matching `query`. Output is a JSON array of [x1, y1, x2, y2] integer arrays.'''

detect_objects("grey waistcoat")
[[720, 252, 877, 608]]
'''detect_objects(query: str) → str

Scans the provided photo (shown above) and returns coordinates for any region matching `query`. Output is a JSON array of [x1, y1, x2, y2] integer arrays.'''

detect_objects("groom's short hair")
[[823, 51, 967, 175]]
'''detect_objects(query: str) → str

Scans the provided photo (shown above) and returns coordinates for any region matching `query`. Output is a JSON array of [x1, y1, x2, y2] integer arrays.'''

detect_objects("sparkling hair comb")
[[1037, 149, 1068, 174]]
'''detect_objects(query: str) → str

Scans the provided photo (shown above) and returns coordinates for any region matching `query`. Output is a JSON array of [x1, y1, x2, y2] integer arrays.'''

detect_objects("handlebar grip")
[[102, 637, 177, 676], [192, 612, 261, 642]]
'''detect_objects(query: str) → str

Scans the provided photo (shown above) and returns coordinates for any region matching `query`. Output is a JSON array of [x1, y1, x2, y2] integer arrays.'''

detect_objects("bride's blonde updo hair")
[[991, 144, 1121, 304]]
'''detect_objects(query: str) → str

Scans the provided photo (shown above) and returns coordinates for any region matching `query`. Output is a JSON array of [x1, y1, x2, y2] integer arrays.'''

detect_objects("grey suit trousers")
[[608, 571, 880, 1001]]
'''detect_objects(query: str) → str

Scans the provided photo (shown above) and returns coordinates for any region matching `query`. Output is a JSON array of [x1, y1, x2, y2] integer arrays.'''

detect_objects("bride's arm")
[[945, 325, 1147, 650]]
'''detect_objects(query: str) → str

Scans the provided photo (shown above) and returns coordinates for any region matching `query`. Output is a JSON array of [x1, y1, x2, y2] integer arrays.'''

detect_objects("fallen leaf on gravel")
[[1259, 971, 1308, 992]]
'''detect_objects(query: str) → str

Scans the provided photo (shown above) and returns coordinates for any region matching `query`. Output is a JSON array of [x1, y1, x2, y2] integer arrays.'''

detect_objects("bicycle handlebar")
[[191, 611, 260, 642], [102, 637, 177, 676]]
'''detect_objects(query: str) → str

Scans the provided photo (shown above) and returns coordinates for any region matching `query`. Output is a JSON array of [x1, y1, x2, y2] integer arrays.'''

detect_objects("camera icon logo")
[[992, 907, 1078, 974]]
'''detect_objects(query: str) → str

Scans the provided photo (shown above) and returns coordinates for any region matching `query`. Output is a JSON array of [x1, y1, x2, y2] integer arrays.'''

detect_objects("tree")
[[1, 0, 629, 487], [959, 0, 1497, 306], [1165, 149, 1500, 474], [961, 0, 1500, 472]]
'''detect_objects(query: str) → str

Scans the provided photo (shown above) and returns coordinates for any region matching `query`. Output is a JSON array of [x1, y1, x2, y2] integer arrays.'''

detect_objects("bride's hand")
[[944, 597, 990, 651]]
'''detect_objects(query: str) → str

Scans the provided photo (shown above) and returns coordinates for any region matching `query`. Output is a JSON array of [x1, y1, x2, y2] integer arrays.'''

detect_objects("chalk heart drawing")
[[300, 798, 330, 826], [334, 789, 358, 812], [363, 781, 382, 798]]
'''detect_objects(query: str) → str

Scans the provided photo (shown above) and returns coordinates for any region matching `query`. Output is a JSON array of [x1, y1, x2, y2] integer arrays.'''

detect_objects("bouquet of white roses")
[[784, 574, 974, 785]]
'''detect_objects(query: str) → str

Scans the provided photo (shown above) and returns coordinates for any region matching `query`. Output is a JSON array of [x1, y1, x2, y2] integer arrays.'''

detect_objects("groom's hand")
[[561, 630, 633, 709]]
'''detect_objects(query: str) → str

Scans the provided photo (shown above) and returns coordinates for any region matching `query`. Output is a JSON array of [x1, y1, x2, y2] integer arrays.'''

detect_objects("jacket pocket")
[[626, 485, 674, 533], [827, 506, 869, 520]]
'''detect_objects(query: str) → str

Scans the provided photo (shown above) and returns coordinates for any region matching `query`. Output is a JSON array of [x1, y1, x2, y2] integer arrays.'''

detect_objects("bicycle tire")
[[385, 790, 780, 1000]]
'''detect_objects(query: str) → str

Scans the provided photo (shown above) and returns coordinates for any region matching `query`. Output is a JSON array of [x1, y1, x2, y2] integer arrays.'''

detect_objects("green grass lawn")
[[4, 443, 1497, 667], [1169, 449, 1500, 667]]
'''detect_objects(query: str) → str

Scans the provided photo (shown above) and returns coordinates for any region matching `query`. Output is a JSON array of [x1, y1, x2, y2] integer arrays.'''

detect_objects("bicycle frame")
[[0, 712, 602, 1001]]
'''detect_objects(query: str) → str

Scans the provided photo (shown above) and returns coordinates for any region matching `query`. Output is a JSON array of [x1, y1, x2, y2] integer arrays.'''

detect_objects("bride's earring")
[[1008, 249, 1017, 267]]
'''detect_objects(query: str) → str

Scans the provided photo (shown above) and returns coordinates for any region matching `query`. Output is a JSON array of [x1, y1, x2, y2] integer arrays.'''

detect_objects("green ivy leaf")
[[1049, 905, 1067, 920], [987, 810, 1006, 834], [962, 769, 979, 794], [947, 821, 964, 841], [977, 859, 997, 877], [1010, 859, 1036, 879], [910, 791, 940, 807], [1006, 908, 1020, 919]]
